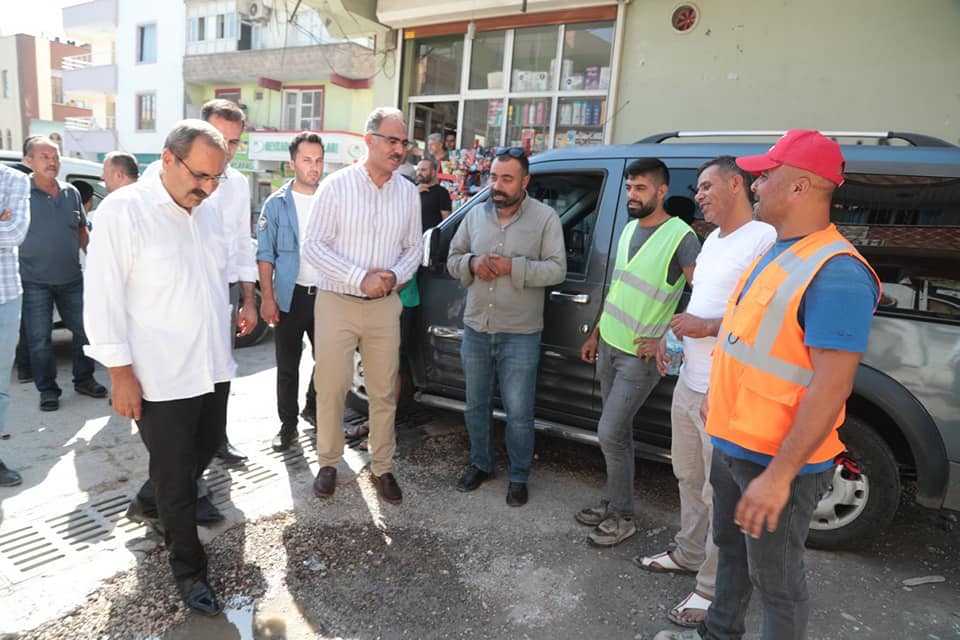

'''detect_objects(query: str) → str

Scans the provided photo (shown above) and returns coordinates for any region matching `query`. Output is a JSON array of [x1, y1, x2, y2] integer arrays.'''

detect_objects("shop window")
[[469, 30, 506, 91], [411, 35, 463, 96], [136, 93, 156, 131], [555, 96, 606, 147], [283, 89, 324, 131], [137, 24, 157, 63], [506, 98, 552, 152], [462, 99, 504, 150], [560, 22, 614, 91], [511, 26, 558, 92]]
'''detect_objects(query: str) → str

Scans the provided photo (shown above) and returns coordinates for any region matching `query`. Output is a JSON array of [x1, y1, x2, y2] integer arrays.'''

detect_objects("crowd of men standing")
[[0, 107, 877, 640]]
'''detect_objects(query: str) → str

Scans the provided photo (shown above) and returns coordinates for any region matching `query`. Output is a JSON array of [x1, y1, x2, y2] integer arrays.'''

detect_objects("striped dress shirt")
[[302, 162, 422, 296], [0, 165, 31, 303]]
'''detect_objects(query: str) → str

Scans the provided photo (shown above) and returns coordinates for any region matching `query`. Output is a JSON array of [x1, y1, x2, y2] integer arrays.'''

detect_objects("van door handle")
[[550, 291, 590, 304]]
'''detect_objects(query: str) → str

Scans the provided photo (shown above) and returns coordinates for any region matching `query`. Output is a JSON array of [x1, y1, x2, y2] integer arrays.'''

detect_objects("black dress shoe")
[[196, 495, 225, 525], [372, 472, 403, 505], [74, 378, 108, 398], [39, 390, 60, 412], [456, 465, 493, 492], [272, 424, 299, 452], [313, 466, 337, 498], [0, 461, 22, 487], [214, 440, 247, 464], [506, 482, 528, 507], [179, 577, 222, 616], [300, 406, 317, 427], [125, 500, 164, 536]]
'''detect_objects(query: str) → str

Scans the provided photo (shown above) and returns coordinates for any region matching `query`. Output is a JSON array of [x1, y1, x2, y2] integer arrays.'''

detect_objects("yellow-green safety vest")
[[598, 217, 693, 355]]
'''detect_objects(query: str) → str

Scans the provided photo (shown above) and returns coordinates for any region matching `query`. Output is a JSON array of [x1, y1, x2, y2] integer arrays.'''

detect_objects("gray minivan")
[[352, 131, 960, 550]]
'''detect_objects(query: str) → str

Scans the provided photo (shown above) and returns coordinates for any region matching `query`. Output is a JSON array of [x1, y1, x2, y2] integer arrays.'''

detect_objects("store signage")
[[248, 131, 366, 164]]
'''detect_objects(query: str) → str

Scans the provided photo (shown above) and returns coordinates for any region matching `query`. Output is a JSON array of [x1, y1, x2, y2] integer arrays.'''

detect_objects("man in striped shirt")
[[0, 165, 31, 486], [303, 107, 422, 505]]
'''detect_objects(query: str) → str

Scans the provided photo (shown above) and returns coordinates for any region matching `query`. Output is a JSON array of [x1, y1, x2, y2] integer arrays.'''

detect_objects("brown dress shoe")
[[313, 466, 337, 498], [371, 472, 402, 505]]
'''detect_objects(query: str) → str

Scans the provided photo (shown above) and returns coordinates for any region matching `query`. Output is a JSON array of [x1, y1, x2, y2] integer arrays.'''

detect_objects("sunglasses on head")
[[494, 147, 526, 159]]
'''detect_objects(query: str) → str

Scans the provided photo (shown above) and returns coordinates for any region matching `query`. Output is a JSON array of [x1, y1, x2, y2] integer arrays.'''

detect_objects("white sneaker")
[[652, 629, 703, 640]]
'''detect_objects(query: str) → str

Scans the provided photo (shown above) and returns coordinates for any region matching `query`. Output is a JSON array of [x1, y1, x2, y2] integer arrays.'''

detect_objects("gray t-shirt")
[[628, 218, 700, 285], [19, 179, 85, 285]]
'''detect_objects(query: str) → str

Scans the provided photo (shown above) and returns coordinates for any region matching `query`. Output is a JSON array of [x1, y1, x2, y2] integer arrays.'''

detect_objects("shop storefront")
[[399, 7, 620, 155]]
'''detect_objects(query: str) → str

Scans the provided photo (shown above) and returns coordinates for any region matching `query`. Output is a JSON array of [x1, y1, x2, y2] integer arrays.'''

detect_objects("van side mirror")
[[421, 227, 440, 268]]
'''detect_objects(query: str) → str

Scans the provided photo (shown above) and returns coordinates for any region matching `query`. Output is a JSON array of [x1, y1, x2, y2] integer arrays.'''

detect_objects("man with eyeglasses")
[[84, 120, 238, 616], [302, 107, 422, 505], [447, 147, 566, 506]]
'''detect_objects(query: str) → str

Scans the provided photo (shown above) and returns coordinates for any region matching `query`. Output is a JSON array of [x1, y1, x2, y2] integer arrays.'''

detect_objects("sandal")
[[633, 550, 697, 575], [667, 591, 713, 628], [345, 420, 369, 440], [357, 437, 369, 452]]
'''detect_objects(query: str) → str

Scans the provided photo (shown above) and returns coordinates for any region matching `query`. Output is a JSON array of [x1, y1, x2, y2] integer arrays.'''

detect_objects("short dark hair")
[[71, 180, 93, 204], [289, 131, 325, 160], [698, 155, 754, 194], [494, 149, 529, 176], [418, 158, 438, 172], [624, 158, 669, 186], [200, 98, 245, 124], [105, 151, 139, 179]]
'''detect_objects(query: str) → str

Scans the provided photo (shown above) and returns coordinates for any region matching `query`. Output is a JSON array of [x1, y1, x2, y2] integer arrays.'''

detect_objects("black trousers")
[[275, 284, 317, 427], [134, 382, 230, 582]]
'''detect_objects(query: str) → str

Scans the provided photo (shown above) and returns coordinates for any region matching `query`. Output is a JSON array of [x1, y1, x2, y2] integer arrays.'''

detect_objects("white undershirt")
[[291, 189, 320, 286], [681, 220, 777, 393]]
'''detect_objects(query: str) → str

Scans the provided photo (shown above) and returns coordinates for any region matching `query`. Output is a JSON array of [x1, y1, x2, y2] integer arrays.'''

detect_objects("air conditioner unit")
[[241, 0, 272, 22]]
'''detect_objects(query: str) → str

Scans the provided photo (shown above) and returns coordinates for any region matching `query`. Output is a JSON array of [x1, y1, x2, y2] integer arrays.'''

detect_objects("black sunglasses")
[[494, 147, 526, 159]]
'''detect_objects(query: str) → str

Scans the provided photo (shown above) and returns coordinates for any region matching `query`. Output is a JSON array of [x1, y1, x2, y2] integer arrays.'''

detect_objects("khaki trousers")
[[313, 291, 401, 476], [670, 371, 718, 598]]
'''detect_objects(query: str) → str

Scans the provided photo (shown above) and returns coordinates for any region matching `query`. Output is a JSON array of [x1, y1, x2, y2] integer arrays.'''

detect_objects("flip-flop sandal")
[[667, 591, 713, 628], [357, 437, 369, 452], [345, 420, 370, 441], [633, 550, 697, 574]]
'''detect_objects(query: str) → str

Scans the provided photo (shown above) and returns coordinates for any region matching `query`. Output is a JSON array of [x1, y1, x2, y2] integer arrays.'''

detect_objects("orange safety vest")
[[705, 224, 880, 464]]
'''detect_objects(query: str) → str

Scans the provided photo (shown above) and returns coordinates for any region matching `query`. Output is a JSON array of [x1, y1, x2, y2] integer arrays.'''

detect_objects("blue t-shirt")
[[712, 237, 879, 473]]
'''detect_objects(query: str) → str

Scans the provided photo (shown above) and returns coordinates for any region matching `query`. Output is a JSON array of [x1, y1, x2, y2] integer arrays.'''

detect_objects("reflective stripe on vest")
[[598, 217, 692, 354], [717, 239, 853, 386]]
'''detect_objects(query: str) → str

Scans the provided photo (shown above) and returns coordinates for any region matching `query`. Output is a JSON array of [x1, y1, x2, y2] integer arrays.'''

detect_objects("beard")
[[627, 197, 657, 219], [492, 190, 523, 209]]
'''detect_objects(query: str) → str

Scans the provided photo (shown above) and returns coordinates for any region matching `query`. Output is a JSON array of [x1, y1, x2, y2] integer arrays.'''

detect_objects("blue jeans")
[[596, 339, 661, 515], [0, 296, 20, 434], [701, 450, 827, 640], [21, 279, 95, 394], [460, 326, 540, 483]]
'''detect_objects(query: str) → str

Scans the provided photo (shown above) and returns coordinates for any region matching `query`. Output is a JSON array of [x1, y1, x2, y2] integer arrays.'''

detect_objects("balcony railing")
[[61, 51, 116, 70], [64, 115, 116, 131]]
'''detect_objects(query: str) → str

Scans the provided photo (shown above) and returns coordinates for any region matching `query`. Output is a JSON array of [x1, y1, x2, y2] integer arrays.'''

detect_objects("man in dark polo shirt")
[[416, 159, 452, 229], [21, 136, 106, 411]]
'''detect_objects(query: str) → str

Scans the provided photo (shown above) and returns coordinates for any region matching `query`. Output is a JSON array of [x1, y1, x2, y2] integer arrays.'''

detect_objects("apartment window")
[[137, 24, 157, 63], [199, 17, 206, 41], [283, 89, 324, 130], [216, 88, 241, 105], [217, 14, 226, 39], [4, 130, 10, 150], [136, 93, 157, 131], [51, 77, 64, 104], [1, 70, 8, 98]]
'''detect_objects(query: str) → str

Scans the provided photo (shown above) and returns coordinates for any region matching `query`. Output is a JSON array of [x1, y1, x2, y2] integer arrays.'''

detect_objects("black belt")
[[342, 290, 393, 301], [295, 284, 317, 295]]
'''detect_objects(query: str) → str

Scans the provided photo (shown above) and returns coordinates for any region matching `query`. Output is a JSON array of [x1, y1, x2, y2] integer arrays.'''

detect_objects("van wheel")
[[806, 416, 900, 550], [345, 349, 415, 416], [234, 289, 270, 349]]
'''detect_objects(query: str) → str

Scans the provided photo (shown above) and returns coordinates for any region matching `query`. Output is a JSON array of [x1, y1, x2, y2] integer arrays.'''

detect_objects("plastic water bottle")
[[665, 329, 684, 376]]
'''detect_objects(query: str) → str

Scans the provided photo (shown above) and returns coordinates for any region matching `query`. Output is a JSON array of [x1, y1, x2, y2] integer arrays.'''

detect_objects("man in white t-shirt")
[[637, 156, 776, 629], [256, 132, 325, 452]]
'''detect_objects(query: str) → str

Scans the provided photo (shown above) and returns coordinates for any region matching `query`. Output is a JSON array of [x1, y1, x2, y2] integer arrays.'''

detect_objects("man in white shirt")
[[84, 120, 234, 616], [256, 132, 324, 452], [142, 100, 257, 463], [302, 107, 422, 505], [637, 156, 776, 629]]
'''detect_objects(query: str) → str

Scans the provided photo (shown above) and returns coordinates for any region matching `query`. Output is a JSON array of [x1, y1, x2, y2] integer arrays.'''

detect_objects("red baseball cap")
[[736, 130, 846, 186]]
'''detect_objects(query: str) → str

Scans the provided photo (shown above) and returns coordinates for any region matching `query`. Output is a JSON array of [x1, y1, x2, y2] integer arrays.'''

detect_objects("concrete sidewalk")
[[0, 332, 346, 635]]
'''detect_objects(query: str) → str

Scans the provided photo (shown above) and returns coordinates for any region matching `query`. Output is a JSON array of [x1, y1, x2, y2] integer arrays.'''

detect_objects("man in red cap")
[[654, 130, 880, 640]]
